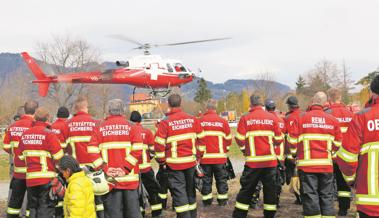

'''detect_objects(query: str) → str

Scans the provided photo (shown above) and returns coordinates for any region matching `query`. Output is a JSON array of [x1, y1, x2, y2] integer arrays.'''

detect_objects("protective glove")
[[289, 176, 301, 195], [49, 177, 66, 201], [114, 168, 126, 177]]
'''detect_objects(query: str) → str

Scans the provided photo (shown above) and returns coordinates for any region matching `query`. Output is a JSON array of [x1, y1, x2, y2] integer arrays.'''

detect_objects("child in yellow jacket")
[[59, 155, 96, 218]]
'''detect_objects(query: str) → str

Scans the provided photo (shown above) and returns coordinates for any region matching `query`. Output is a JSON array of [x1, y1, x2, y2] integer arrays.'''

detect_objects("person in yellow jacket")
[[59, 155, 96, 218]]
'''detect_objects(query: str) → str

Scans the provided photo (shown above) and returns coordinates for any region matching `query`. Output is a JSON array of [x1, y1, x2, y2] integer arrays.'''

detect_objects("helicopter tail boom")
[[21, 52, 52, 97]]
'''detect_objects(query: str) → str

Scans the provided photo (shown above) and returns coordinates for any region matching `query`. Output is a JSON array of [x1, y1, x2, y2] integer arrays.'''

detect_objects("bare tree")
[[35, 34, 101, 107], [251, 71, 282, 100]]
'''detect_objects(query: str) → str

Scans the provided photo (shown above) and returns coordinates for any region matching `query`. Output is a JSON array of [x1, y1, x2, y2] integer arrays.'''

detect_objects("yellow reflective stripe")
[[14, 167, 27, 173], [198, 145, 206, 152], [297, 159, 332, 166], [166, 133, 197, 143], [263, 204, 277, 211], [52, 149, 64, 160], [217, 193, 228, 199], [246, 130, 274, 137], [3, 144, 11, 149], [126, 155, 138, 165], [155, 152, 165, 158], [151, 203, 163, 211], [60, 143, 67, 148], [239, 146, 245, 151], [26, 171, 56, 179], [290, 148, 297, 155], [25, 210, 30, 217], [342, 172, 355, 183], [203, 131, 226, 138], [299, 134, 335, 142], [235, 132, 246, 140], [158, 193, 167, 199], [67, 136, 91, 143], [96, 204, 104, 211], [304, 215, 321, 218], [340, 127, 348, 133], [11, 141, 19, 148], [87, 146, 100, 153], [114, 174, 139, 182], [245, 155, 277, 162], [92, 158, 104, 168], [197, 131, 206, 139], [286, 154, 294, 159], [7, 207, 20, 215], [333, 141, 342, 147], [360, 142, 379, 154], [338, 191, 351, 197], [321, 216, 336, 218], [188, 203, 197, 210], [139, 163, 152, 169], [155, 136, 166, 145], [225, 134, 232, 140], [203, 153, 227, 159], [202, 193, 213, 200], [56, 201, 64, 207], [368, 150, 379, 195], [356, 194, 379, 205], [100, 142, 131, 149], [132, 143, 145, 150], [287, 135, 298, 144], [167, 156, 196, 164], [22, 150, 51, 157], [274, 134, 283, 141], [235, 201, 249, 210], [337, 146, 358, 163], [175, 204, 190, 213]]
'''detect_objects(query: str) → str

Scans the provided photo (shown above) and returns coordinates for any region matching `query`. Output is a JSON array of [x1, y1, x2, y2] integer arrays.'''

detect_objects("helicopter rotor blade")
[[108, 35, 144, 46], [157, 37, 231, 47]]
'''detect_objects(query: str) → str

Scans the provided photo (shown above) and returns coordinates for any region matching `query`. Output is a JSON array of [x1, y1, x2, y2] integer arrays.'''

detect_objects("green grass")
[[0, 154, 10, 181]]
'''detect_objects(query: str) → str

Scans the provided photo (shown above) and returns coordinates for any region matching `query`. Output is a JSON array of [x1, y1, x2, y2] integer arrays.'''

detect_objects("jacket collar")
[[167, 107, 182, 115], [204, 109, 217, 115], [249, 106, 263, 112], [20, 115, 34, 121], [75, 111, 90, 116], [33, 121, 49, 128], [309, 105, 324, 111], [105, 115, 124, 120], [68, 171, 85, 183], [330, 103, 346, 108], [56, 118, 67, 122]]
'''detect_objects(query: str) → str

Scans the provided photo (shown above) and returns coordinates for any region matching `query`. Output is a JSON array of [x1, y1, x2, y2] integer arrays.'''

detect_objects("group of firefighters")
[[2, 74, 379, 218]]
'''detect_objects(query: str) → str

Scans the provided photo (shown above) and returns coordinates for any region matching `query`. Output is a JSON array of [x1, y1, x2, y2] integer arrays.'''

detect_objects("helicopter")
[[21, 36, 230, 98]]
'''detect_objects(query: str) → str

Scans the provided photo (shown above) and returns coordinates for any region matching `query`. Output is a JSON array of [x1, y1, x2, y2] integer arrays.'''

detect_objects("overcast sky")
[[1, 0, 379, 88]]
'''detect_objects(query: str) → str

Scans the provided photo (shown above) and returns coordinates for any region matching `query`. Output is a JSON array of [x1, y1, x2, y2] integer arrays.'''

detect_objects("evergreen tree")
[[295, 75, 306, 94], [194, 78, 212, 107], [241, 89, 250, 113]]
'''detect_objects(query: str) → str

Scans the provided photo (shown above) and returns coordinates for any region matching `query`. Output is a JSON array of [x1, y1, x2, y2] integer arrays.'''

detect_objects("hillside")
[[0, 53, 291, 100]]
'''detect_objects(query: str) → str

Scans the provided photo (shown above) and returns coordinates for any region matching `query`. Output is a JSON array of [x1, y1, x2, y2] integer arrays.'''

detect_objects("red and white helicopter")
[[21, 36, 229, 98]]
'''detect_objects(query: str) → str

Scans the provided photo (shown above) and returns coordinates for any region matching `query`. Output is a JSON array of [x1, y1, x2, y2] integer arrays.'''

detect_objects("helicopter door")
[[150, 63, 159, 80]]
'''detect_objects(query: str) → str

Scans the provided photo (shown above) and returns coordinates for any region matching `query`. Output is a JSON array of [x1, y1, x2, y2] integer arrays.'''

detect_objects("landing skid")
[[149, 89, 171, 98]]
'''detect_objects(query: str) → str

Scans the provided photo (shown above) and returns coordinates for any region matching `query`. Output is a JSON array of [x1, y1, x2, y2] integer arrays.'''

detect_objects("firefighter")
[[62, 96, 104, 217], [198, 99, 232, 206], [325, 88, 354, 216], [154, 94, 204, 218], [129, 111, 163, 217], [284, 96, 303, 205], [264, 99, 286, 207], [336, 75, 379, 218], [3, 100, 38, 218], [17, 107, 64, 218], [51, 106, 70, 149], [233, 94, 283, 218], [288, 92, 342, 218], [89, 99, 143, 218]]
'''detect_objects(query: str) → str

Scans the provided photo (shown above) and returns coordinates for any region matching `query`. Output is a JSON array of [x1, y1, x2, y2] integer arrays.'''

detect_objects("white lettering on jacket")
[[367, 119, 379, 131], [169, 119, 194, 131], [69, 122, 95, 132], [246, 119, 273, 126], [201, 121, 223, 128], [303, 117, 333, 129], [9, 127, 29, 137], [21, 134, 46, 145], [336, 117, 352, 123], [100, 125, 130, 136]]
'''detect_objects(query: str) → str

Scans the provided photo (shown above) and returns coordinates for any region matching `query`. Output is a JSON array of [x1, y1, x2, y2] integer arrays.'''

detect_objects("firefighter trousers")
[[333, 163, 351, 212], [299, 171, 335, 217], [276, 163, 286, 206], [167, 166, 197, 218], [200, 164, 229, 206], [141, 169, 163, 217], [233, 166, 278, 218], [156, 166, 169, 209], [95, 196, 105, 218], [27, 184, 56, 218], [102, 189, 142, 218], [7, 177, 29, 218]]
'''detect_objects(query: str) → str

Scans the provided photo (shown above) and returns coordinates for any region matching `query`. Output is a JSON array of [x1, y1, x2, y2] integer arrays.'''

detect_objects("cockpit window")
[[166, 63, 173, 72], [174, 63, 187, 72]]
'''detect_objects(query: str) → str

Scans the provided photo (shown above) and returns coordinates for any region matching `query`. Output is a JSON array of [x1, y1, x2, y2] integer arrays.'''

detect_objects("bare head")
[[312, 91, 328, 106], [370, 74, 379, 99], [24, 100, 39, 115], [206, 99, 217, 110], [250, 94, 262, 107], [327, 88, 342, 103], [168, 94, 181, 108], [107, 99, 125, 116], [34, 107, 50, 122], [74, 96, 88, 113]]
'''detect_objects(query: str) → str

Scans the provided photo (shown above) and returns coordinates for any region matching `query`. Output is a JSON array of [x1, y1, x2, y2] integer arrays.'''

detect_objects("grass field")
[[0, 155, 9, 181]]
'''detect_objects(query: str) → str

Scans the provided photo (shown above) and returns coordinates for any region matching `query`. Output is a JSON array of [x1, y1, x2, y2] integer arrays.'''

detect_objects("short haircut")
[[130, 111, 142, 123], [24, 100, 39, 115], [74, 96, 88, 113], [327, 88, 342, 103], [206, 99, 217, 110], [313, 91, 328, 106], [34, 107, 50, 122], [107, 99, 125, 116], [59, 155, 81, 174], [57, 106, 70, 118], [168, 94, 181, 108], [250, 94, 262, 106]]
